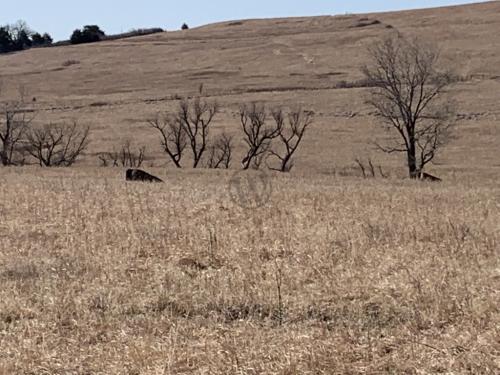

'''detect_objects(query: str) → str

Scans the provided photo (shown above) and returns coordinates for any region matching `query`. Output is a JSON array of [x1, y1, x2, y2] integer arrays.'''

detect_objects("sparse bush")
[[62, 59, 80, 67], [98, 141, 146, 168], [354, 158, 387, 178], [352, 18, 381, 28]]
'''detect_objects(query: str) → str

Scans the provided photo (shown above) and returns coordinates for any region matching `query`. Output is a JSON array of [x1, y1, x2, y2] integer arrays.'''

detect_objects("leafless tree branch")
[[99, 140, 146, 168], [149, 114, 186, 168], [206, 133, 233, 169], [240, 103, 282, 170], [26, 122, 90, 167], [178, 98, 219, 168], [267, 107, 313, 172]]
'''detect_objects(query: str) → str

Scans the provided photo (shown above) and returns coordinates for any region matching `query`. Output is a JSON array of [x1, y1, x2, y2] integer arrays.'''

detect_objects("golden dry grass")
[[0, 168, 498, 374], [1, 2, 500, 373]]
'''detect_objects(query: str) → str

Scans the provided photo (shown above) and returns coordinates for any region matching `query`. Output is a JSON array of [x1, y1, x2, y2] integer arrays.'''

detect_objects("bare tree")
[[149, 114, 186, 168], [178, 98, 219, 168], [268, 108, 313, 172], [99, 140, 146, 168], [240, 103, 282, 170], [150, 98, 218, 168], [354, 158, 379, 178], [26, 122, 90, 166], [362, 35, 456, 178], [355, 158, 367, 178], [206, 133, 233, 169], [0, 88, 34, 166]]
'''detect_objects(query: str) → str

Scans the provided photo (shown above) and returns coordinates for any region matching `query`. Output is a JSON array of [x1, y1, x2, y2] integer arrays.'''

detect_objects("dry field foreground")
[[0, 168, 498, 374]]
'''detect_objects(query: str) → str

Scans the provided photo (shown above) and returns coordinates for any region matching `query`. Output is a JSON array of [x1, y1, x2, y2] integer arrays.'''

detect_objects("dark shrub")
[[12, 29, 31, 50], [0, 27, 13, 53], [0, 22, 52, 53], [70, 25, 105, 44], [32, 32, 53, 46], [181, 23, 189, 30], [126, 169, 163, 183]]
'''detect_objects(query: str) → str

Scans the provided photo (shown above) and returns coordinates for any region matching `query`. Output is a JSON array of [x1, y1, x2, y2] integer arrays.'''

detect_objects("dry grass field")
[[1, 1, 500, 374], [0, 168, 498, 374]]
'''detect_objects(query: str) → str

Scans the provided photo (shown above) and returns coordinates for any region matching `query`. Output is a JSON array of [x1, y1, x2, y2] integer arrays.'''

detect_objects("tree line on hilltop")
[[0, 20, 191, 54], [0, 21, 52, 53]]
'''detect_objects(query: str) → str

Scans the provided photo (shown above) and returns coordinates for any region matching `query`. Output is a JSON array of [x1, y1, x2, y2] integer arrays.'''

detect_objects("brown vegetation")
[[0, 2, 499, 373], [0, 169, 497, 373]]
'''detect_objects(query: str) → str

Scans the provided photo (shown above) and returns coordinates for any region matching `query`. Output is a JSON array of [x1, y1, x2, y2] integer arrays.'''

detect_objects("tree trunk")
[[407, 141, 419, 179], [0, 139, 9, 166]]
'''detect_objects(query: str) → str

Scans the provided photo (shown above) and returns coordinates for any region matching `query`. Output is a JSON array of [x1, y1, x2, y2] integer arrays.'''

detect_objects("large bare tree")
[[362, 35, 456, 178]]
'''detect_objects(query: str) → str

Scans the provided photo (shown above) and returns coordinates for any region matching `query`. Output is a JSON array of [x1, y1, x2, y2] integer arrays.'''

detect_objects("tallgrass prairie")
[[0, 168, 498, 374], [1, 1, 500, 373]]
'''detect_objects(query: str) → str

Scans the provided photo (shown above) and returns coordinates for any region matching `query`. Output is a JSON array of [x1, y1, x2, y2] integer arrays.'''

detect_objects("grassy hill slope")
[[1, 1, 500, 175]]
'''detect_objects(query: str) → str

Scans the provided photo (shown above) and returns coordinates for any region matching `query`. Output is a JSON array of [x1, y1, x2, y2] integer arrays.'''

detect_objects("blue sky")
[[0, 1, 487, 41]]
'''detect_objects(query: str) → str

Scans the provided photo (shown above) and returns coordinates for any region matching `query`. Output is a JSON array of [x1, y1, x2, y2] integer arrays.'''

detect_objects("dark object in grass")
[[126, 169, 163, 183]]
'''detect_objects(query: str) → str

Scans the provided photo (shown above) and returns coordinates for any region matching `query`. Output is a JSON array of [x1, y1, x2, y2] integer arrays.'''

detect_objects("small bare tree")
[[206, 133, 233, 169], [355, 158, 367, 178], [268, 108, 313, 172], [354, 158, 379, 178], [26, 122, 90, 167], [362, 35, 456, 178], [240, 103, 282, 170], [178, 98, 219, 168], [0, 89, 34, 166], [149, 114, 186, 168], [99, 141, 146, 167]]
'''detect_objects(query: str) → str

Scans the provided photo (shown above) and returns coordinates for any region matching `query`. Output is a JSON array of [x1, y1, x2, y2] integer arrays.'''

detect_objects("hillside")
[[1, 1, 500, 175]]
